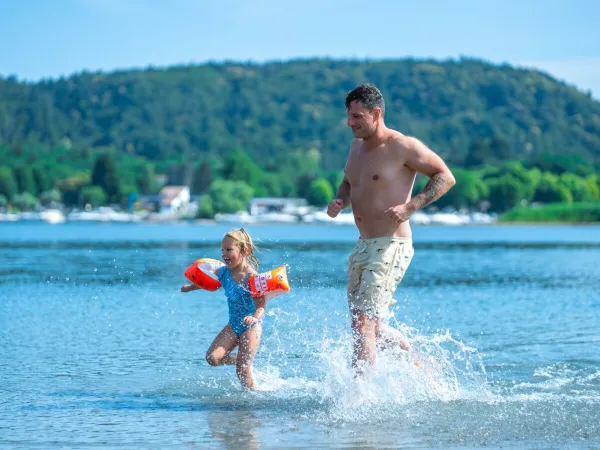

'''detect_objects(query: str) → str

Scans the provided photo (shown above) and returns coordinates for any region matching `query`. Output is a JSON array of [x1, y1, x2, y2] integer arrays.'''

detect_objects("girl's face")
[[221, 236, 246, 269]]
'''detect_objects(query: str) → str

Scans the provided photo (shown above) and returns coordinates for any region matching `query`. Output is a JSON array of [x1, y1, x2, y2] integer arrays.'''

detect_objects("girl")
[[181, 228, 266, 390]]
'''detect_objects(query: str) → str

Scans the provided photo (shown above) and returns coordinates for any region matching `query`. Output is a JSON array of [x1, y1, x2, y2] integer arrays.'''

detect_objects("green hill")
[[1, 57, 599, 170]]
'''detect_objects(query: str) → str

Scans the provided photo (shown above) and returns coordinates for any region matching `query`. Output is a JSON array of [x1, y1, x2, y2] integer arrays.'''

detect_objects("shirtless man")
[[327, 84, 456, 372]]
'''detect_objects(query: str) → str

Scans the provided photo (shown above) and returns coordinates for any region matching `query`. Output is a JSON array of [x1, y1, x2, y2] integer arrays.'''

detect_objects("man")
[[327, 83, 455, 372]]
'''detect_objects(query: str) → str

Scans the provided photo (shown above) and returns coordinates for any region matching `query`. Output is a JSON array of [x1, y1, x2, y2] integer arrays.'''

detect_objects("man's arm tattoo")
[[412, 172, 455, 209]]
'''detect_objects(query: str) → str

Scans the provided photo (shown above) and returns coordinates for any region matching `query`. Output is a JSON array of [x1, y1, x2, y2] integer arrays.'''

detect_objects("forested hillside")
[[1, 58, 599, 170], [1, 58, 599, 219]]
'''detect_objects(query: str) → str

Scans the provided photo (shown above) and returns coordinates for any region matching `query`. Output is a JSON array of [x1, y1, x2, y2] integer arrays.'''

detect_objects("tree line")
[[1, 144, 598, 219], [1, 58, 599, 173]]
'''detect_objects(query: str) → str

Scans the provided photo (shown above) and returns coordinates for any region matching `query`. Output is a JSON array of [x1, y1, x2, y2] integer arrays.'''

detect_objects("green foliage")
[[32, 166, 53, 194], [196, 195, 214, 219], [438, 169, 488, 209], [308, 178, 334, 206], [222, 149, 263, 189], [254, 173, 283, 198], [0, 194, 7, 207], [533, 173, 573, 204], [79, 185, 107, 208], [2, 58, 599, 169], [135, 165, 157, 195], [12, 192, 39, 211], [0, 166, 17, 200], [39, 189, 62, 205], [559, 173, 599, 202], [14, 165, 36, 195], [487, 175, 528, 212], [91, 151, 122, 203], [501, 202, 600, 223], [55, 174, 90, 206], [190, 159, 213, 194], [207, 179, 254, 214]]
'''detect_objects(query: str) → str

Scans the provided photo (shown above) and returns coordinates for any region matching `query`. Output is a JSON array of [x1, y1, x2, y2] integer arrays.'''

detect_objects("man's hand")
[[385, 204, 414, 224], [327, 199, 344, 218], [243, 316, 260, 326], [181, 284, 194, 293]]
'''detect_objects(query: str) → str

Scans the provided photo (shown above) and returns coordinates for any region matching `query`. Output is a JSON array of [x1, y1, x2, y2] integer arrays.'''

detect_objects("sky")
[[1, 0, 599, 98]]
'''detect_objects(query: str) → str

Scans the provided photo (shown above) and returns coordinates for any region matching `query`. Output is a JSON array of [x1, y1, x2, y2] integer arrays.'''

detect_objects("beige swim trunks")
[[347, 237, 414, 318]]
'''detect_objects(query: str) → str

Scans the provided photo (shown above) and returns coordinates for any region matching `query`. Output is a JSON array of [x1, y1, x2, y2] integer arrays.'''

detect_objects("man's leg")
[[351, 308, 380, 373], [377, 322, 411, 352]]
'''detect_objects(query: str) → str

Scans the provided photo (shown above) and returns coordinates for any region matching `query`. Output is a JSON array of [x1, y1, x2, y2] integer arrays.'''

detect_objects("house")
[[158, 186, 190, 214]]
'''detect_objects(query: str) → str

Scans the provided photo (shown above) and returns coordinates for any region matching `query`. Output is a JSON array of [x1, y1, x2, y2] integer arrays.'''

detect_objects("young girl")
[[181, 228, 266, 390]]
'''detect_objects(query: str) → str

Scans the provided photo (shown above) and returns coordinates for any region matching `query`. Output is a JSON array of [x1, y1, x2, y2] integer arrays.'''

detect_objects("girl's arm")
[[243, 296, 266, 325], [181, 284, 201, 293]]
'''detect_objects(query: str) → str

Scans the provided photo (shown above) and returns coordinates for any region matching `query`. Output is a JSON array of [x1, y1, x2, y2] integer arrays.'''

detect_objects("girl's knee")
[[206, 352, 220, 366]]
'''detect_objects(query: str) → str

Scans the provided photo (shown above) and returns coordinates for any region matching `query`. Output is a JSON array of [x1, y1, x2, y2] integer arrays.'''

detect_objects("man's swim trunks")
[[347, 237, 414, 318]]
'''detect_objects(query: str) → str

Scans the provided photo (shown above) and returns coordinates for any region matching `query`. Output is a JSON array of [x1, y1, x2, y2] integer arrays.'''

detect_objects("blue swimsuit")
[[217, 266, 258, 337]]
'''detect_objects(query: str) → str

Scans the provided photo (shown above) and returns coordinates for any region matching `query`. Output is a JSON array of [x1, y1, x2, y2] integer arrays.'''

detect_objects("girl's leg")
[[236, 324, 262, 389], [206, 324, 239, 366]]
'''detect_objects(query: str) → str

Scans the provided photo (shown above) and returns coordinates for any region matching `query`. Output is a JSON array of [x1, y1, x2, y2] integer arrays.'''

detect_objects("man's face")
[[346, 100, 378, 138]]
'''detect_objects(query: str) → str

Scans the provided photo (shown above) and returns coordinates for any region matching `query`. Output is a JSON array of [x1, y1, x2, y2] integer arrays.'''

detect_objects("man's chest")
[[345, 155, 401, 187]]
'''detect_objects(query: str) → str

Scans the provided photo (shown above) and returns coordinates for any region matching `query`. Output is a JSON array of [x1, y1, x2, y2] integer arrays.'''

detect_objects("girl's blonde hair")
[[224, 228, 259, 270]]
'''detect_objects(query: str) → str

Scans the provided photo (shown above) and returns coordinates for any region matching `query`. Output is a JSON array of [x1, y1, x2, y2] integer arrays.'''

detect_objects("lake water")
[[1, 222, 599, 449]]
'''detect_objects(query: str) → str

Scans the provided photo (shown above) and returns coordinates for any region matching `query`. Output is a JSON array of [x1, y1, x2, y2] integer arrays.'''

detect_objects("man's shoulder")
[[386, 130, 417, 147]]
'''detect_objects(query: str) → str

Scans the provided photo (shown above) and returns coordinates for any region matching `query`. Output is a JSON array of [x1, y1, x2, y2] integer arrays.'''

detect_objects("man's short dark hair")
[[345, 83, 385, 115]]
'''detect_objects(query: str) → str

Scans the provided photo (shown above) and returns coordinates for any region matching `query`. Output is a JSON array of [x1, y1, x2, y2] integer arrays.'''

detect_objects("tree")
[[136, 165, 156, 194], [12, 192, 39, 211], [14, 165, 36, 195], [196, 195, 214, 219], [207, 179, 254, 214], [221, 149, 263, 189], [39, 189, 62, 206], [91, 152, 122, 203], [440, 169, 488, 209], [33, 166, 53, 194], [464, 139, 489, 168], [253, 173, 282, 198], [533, 173, 573, 204], [560, 173, 597, 202], [296, 172, 317, 200], [308, 178, 334, 206], [487, 175, 528, 212], [190, 158, 213, 194], [79, 185, 107, 208], [0, 166, 18, 201]]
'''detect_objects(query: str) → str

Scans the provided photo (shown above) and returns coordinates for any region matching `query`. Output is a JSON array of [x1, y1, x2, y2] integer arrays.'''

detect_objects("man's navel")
[[373, 175, 379, 181]]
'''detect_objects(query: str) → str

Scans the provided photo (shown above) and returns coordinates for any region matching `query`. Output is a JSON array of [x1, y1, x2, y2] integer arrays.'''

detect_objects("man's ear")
[[373, 107, 382, 121]]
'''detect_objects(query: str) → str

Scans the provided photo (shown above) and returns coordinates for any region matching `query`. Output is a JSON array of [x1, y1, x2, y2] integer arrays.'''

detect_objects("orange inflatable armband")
[[184, 258, 224, 291], [248, 265, 290, 300]]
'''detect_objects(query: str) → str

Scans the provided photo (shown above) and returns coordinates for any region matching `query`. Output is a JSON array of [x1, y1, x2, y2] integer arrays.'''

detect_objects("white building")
[[159, 186, 190, 214]]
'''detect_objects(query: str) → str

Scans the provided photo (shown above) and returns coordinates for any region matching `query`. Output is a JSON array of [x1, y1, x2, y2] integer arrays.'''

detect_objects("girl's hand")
[[181, 284, 194, 292], [243, 316, 259, 326]]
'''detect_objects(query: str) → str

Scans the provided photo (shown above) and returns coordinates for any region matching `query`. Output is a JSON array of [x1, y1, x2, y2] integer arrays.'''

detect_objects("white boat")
[[40, 209, 66, 224], [254, 212, 299, 224], [214, 211, 258, 224], [0, 213, 18, 222], [409, 212, 431, 225], [429, 212, 471, 225], [67, 207, 140, 223], [305, 210, 355, 225]]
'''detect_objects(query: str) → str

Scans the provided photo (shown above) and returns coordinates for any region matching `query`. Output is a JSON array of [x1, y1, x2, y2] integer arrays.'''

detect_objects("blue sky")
[[1, 0, 599, 97]]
